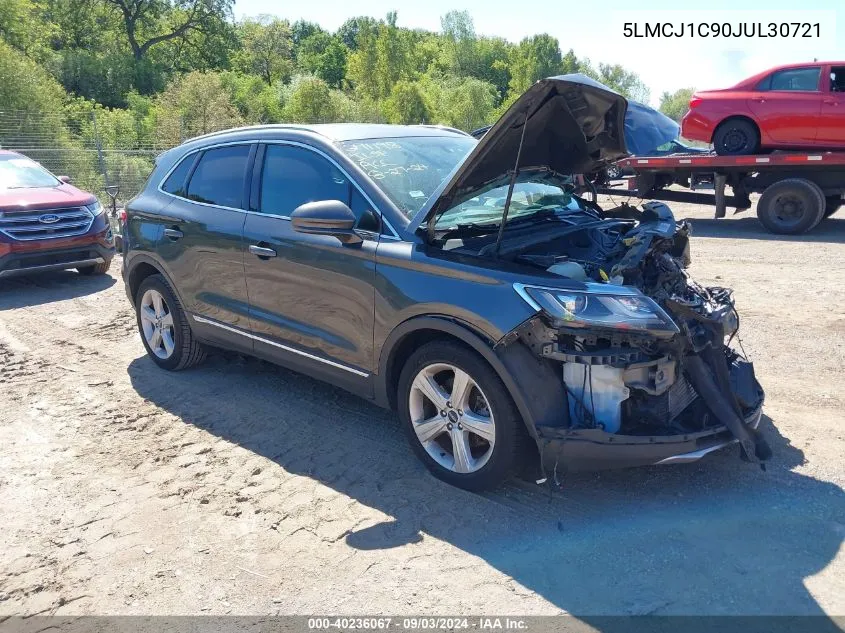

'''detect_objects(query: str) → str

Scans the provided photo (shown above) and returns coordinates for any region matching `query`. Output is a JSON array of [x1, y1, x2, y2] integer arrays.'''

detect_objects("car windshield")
[[338, 136, 476, 217], [433, 171, 592, 231], [0, 155, 60, 190]]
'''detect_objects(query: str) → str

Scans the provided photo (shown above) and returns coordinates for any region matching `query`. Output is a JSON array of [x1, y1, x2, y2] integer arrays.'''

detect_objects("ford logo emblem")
[[39, 214, 60, 224]]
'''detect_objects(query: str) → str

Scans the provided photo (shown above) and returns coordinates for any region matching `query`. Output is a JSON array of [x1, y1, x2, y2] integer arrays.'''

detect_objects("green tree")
[[103, 0, 234, 62], [221, 71, 284, 123], [347, 12, 411, 101], [440, 10, 477, 77], [233, 16, 293, 85], [384, 80, 431, 124], [659, 87, 695, 122], [589, 62, 651, 102], [507, 34, 562, 96], [0, 40, 67, 142], [281, 74, 338, 123], [153, 70, 243, 145], [475, 37, 512, 101], [336, 16, 376, 50], [290, 19, 323, 47], [315, 38, 347, 88]]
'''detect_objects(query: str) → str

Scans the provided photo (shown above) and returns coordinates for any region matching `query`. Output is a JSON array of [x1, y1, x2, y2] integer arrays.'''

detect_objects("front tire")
[[756, 178, 825, 234], [397, 341, 526, 491], [135, 274, 206, 370], [77, 259, 112, 275], [713, 119, 760, 155]]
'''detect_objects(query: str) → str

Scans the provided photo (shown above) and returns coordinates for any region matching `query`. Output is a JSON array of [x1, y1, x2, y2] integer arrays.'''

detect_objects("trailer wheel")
[[756, 179, 825, 234], [824, 196, 842, 218]]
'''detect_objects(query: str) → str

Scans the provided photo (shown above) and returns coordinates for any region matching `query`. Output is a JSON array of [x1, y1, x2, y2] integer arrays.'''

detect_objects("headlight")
[[514, 283, 679, 338], [86, 201, 104, 216]]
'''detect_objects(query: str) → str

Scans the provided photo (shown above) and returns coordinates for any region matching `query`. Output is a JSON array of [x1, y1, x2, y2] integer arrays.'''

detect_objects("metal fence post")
[[91, 109, 110, 191]]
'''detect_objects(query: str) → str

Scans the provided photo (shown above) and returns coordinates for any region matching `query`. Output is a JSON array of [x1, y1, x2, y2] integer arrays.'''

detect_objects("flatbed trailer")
[[595, 151, 845, 235]]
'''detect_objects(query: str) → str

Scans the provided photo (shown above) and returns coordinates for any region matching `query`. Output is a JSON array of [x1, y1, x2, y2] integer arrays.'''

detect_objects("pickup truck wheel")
[[135, 274, 206, 370], [824, 196, 842, 218], [756, 179, 825, 234], [713, 119, 760, 155], [77, 259, 112, 275], [397, 341, 526, 491]]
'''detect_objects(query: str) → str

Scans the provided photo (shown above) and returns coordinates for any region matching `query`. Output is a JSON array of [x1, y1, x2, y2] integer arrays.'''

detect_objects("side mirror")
[[291, 200, 362, 244], [58, 175, 72, 184]]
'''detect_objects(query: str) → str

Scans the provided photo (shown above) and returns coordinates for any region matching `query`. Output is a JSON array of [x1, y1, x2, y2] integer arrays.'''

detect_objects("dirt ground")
[[1, 202, 844, 620]]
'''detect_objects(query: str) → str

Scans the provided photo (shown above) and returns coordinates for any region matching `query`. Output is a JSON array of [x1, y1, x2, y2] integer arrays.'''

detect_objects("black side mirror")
[[58, 175, 72, 184], [291, 200, 362, 245]]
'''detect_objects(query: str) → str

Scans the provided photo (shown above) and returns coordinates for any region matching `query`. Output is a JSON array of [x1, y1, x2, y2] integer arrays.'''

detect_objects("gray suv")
[[122, 75, 770, 490]]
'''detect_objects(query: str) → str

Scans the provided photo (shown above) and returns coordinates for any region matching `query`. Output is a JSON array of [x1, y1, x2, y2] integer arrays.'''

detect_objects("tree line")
[[0, 0, 695, 165]]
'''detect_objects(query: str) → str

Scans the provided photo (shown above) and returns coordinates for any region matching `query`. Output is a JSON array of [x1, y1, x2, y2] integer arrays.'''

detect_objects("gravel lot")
[[1, 202, 844, 620]]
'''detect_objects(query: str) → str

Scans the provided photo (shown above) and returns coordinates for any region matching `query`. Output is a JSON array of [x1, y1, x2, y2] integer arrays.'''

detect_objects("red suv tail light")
[[688, 96, 703, 109]]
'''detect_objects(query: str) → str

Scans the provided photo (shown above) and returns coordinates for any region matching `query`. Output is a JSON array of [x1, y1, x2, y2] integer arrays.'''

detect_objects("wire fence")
[[0, 109, 233, 208]]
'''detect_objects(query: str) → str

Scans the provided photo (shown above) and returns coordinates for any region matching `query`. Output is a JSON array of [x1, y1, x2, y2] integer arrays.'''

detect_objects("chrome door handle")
[[163, 228, 183, 240], [249, 244, 277, 258]]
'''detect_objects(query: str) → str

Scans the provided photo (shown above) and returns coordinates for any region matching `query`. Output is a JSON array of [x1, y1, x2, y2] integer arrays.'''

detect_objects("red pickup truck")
[[0, 151, 115, 279]]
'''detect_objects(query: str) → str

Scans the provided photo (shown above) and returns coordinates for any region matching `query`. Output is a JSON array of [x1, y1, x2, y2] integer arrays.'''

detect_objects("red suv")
[[0, 151, 115, 279], [682, 62, 845, 155]]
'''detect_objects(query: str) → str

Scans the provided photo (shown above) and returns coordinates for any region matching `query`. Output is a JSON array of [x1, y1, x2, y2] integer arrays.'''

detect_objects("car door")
[[156, 143, 254, 350], [746, 66, 824, 146], [242, 142, 380, 387], [818, 65, 845, 146]]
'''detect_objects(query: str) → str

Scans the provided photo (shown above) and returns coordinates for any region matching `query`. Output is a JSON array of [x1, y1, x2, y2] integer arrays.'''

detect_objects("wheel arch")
[[376, 316, 568, 441], [125, 254, 184, 305]]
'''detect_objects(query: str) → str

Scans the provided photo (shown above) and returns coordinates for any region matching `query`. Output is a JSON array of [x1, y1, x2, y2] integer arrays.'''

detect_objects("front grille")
[[0, 206, 95, 241]]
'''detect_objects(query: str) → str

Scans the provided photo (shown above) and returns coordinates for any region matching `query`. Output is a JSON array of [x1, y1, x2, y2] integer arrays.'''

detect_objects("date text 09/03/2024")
[[623, 22, 821, 38], [308, 617, 528, 630]]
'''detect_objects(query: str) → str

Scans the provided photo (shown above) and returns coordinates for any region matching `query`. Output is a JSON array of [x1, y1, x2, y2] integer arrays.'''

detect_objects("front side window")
[[259, 145, 351, 217], [831, 67, 845, 93], [0, 155, 60, 190], [185, 145, 251, 208], [758, 67, 821, 92]]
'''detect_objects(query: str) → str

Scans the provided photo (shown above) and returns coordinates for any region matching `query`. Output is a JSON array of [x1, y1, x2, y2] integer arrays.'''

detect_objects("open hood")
[[412, 74, 629, 232]]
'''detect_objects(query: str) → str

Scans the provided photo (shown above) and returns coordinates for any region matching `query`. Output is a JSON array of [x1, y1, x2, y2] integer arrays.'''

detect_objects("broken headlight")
[[514, 283, 679, 338]]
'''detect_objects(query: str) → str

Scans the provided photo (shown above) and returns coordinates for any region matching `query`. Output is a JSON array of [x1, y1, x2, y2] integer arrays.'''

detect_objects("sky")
[[233, 0, 843, 106]]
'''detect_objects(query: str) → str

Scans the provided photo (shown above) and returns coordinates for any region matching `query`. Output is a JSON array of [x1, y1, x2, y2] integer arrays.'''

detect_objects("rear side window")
[[259, 145, 350, 216], [758, 67, 821, 91], [161, 154, 195, 196], [185, 145, 251, 208]]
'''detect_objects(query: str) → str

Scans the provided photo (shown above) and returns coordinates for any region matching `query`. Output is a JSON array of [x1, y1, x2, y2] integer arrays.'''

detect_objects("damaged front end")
[[412, 73, 770, 473], [508, 200, 771, 473]]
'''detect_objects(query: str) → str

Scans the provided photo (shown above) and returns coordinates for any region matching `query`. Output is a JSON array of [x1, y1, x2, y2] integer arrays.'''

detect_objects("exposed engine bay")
[[436, 197, 771, 464]]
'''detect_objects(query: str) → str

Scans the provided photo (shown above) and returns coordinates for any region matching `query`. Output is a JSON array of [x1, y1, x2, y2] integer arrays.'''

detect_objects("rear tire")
[[77, 259, 112, 275], [713, 119, 760, 155], [397, 340, 527, 491], [756, 179, 825, 234], [135, 274, 206, 371]]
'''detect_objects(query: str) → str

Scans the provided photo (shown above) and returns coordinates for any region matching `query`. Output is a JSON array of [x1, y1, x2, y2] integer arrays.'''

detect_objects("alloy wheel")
[[140, 288, 175, 359], [408, 363, 496, 474]]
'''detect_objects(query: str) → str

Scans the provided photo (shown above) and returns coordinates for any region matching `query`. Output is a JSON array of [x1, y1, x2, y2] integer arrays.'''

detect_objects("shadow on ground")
[[0, 270, 116, 310], [683, 214, 845, 244], [128, 351, 844, 625]]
